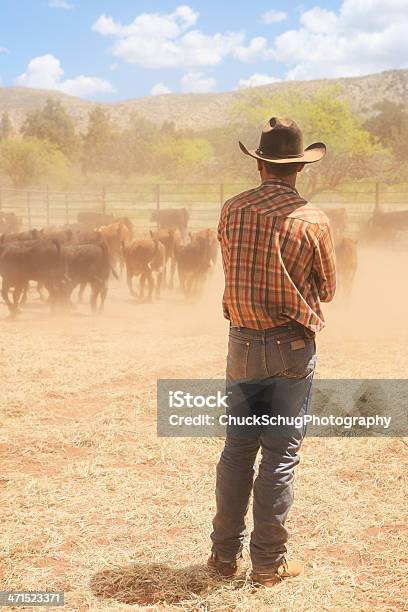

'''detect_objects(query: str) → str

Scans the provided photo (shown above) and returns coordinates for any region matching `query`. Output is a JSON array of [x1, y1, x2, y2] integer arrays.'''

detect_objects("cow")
[[42, 227, 74, 245], [149, 228, 182, 290], [335, 237, 358, 298], [1, 228, 42, 243], [323, 208, 347, 244], [0, 212, 22, 234], [0, 239, 65, 317], [176, 229, 213, 297], [123, 235, 165, 301], [98, 221, 132, 274], [77, 211, 116, 229], [151, 208, 189, 240], [361, 209, 408, 245], [62, 242, 118, 314], [190, 229, 218, 268], [0, 229, 47, 304], [77, 211, 133, 234]]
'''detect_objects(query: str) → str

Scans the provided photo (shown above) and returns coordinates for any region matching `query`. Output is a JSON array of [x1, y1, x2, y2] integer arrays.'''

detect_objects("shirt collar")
[[262, 178, 299, 194]]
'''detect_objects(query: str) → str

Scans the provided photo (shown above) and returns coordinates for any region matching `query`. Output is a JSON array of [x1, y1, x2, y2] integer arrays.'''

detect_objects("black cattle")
[[62, 229, 103, 303], [362, 209, 408, 244], [42, 227, 74, 245], [176, 230, 213, 297], [63, 242, 118, 314], [123, 236, 165, 301], [0, 229, 46, 304], [0, 239, 65, 316], [151, 208, 189, 239], [1, 228, 42, 243]]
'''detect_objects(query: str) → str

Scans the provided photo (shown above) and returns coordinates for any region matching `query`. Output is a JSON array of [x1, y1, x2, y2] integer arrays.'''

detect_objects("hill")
[[1, 69, 408, 133]]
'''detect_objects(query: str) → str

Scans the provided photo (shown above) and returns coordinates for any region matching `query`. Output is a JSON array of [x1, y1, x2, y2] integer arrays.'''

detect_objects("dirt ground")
[[1, 245, 407, 611]]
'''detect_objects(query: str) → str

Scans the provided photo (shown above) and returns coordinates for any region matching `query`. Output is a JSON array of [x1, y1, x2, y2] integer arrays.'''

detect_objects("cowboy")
[[208, 117, 336, 587]]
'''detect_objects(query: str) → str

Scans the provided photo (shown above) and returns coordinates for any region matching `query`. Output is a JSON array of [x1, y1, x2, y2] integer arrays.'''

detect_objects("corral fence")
[[0, 182, 407, 234]]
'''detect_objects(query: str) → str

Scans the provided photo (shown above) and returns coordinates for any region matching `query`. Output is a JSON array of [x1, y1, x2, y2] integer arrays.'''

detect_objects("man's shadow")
[[90, 561, 245, 606]]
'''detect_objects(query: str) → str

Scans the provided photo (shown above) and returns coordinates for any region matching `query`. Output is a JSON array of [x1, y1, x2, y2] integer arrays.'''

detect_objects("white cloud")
[[262, 10, 287, 24], [181, 72, 217, 93], [60, 76, 114, 97], [15, 54, 114, 98], [93, 6, 199, 40], [272, 0, 408, 80], [340, 0, 408, 30], [48, 0, 74, 9], [234, 37, 269, 62], [0, 47, 9, 54], [92, 5, 269, 68], [238, 73, 280, 88], [151, 82, 172, 95], [299, 7, 338, 34]]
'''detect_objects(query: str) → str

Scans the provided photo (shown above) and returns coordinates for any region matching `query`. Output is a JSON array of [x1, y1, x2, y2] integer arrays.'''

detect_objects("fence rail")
[[0, 182, 407, 233]]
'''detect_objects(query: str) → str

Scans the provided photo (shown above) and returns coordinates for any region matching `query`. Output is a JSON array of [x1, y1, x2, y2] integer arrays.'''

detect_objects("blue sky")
[[0, 0, 407, 101]]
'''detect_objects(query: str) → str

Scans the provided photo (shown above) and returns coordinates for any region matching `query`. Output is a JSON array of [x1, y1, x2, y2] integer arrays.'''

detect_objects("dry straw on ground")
[[1, 247, 407, 611]]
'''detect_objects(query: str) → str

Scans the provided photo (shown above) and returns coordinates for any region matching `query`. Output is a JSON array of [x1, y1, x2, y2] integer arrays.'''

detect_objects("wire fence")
[[0, 182, 407, 233]]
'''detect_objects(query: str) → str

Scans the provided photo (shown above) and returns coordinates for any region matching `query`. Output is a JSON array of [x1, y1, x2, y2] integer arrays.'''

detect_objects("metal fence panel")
[[0, 183, 407, 234]]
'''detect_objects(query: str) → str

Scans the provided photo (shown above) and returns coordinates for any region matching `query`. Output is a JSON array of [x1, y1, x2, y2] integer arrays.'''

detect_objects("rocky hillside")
[[1, 69, 407, 133]]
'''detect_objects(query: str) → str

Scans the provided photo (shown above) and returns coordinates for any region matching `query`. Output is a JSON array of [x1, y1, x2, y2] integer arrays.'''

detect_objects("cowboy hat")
[[239, 117, 326, 164]]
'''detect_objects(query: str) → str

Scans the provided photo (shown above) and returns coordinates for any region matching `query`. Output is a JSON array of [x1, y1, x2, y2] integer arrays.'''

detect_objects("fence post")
[[102, 185, 106, 214], [220, 183, 224, 206], [156, 184, 160, 230], [374, 181, 381, 213], [65, 193, 69, 225], [26, 191, 31, 229], [46, 185, 50, 226]]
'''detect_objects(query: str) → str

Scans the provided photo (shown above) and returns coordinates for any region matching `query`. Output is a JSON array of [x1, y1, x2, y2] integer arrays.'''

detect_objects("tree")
[[233, 86, 385, 197], [0, 112, 14, 140], [152, 134, 214, 179], [0, 138, 69, 188], [21, 98, 77, 157], [111, 113, 158, 177], [364, 101, 408, 168], [82, 107, 116, 174]]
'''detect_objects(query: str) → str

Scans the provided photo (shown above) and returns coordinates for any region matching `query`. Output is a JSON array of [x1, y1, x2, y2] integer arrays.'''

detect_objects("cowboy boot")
[[250, 558, 303, 587], [207, 550, 244, 578]]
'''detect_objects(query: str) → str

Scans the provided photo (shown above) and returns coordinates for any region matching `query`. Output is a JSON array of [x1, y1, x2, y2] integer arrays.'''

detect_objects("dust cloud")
[[1, 243, 407, 382]]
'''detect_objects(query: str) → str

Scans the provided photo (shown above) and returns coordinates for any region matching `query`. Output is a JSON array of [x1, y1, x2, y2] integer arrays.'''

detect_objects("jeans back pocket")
[[226, 335, 250, 381], [277, 336, 316, 379]]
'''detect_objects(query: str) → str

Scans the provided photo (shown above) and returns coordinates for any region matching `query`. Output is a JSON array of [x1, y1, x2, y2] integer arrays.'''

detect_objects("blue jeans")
[[210, 323, 316, 570]]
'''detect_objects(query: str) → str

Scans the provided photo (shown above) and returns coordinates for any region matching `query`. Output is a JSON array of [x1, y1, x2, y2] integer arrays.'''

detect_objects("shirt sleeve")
[[217, 202, 226, 243], [218, 202, 231, 320], [312, 224, 337, 302]]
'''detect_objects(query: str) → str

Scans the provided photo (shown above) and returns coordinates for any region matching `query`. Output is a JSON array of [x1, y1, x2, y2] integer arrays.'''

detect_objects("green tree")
[[21, 98, 77, 157], [152, 134, 214, 179], [364, 101, 408, 166], [0, 111, 14, 140], [82, 107, 116, 174], [111, 113, 158, 177], [0, 138, 69, 188], [233, 86, 385, 197]]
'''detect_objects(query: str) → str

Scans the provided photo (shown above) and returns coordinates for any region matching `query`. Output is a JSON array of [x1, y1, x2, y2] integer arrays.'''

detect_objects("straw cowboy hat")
[[239, 117, 326, 164]]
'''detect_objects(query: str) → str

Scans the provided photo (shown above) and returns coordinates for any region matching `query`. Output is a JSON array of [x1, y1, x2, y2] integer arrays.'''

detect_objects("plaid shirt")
[[218, 178, 336, 333]]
